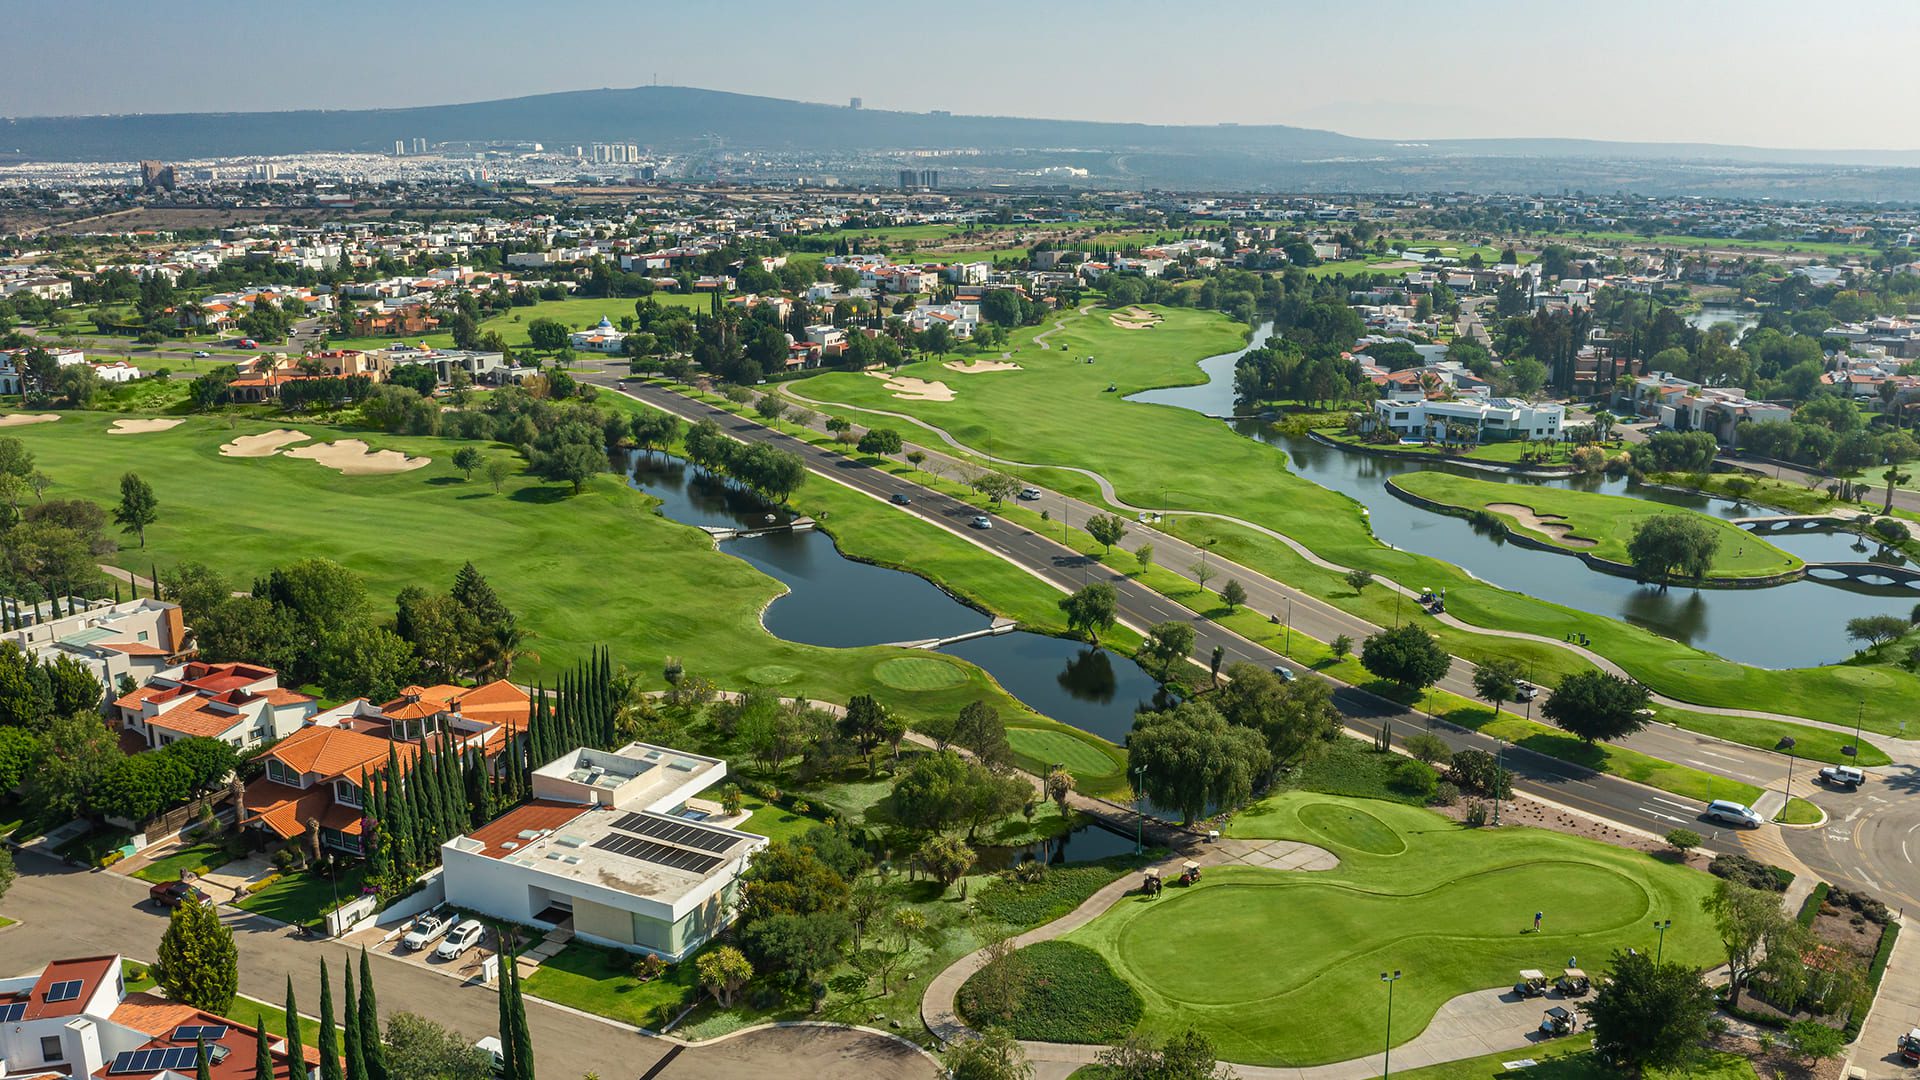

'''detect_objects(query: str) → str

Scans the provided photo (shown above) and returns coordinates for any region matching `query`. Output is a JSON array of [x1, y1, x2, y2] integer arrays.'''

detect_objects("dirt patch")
[[0, 413, 59, 428], [108, 418, 184, 435], [864, 371, 955, 402], [943, 358, 1021, 374], [284, 439, 430, 475], [1485, 502, 1597, 548], [1431, 793, 1673, 856], [218, 429, 311, 458]]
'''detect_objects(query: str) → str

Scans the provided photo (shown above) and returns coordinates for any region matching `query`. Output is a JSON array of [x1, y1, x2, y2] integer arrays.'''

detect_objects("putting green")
[[743, 664, 802, 686], [872, 656, 970, 690], [1062, 793, 1720, 1066], [1296, 802, 1404, 856], [1007, 727, 1122, 779]]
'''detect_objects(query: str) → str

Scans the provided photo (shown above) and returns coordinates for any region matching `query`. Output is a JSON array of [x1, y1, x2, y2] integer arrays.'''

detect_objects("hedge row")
[[1797, 882, 1831, 927]]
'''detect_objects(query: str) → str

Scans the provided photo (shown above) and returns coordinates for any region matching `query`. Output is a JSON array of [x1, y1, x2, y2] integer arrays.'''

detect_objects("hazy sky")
[[6, 0, 1918, 149]]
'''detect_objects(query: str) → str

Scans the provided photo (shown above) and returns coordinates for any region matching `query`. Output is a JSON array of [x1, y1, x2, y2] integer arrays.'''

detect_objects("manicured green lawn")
[[733, 795, 827, 844], [1339, 1033, 1758, 1080], [789, 303, 1920, 739], [324, 294, 709, 352], [234, 865, 368, 926], [233, 992, 322, 1047], [1393, 471, 1801, 580], [1776, 796, 1822, 825], [3, 413, 1073, 742], [523, 941, 701, 1030], [1060, 793, 1721, 1067], [131, 842, 234, 884]]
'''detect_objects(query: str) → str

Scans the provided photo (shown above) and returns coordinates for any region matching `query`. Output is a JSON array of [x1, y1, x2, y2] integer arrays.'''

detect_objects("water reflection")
[[1058, 647, 1118, 704]]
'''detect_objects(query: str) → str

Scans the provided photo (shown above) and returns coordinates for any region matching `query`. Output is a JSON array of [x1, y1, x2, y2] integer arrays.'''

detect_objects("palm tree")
[[1592, 409, 1617, 443], [475, 625, 539, 681]]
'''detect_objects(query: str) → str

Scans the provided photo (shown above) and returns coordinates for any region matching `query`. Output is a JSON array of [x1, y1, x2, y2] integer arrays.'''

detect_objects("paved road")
[[600, 376, 1755, 842], [0, 849, 938, 1080]]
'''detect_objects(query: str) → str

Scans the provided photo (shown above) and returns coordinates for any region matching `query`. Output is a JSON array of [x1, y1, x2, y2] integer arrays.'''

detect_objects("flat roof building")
[[441, 743, 767, 960]]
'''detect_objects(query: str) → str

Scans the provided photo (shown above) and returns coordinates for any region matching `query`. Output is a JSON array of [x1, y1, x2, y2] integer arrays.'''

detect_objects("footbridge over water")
[[1732, 512, 1871, 534], [1802, 561, 1920, 589]]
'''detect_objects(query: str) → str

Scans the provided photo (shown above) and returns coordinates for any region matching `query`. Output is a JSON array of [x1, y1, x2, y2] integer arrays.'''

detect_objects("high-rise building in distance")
[[137, 160, 175, 192]]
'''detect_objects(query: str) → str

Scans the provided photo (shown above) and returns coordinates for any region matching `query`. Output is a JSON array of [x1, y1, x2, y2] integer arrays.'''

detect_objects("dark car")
[[148, 880, 211, 910], [890, 492, 912, 505]]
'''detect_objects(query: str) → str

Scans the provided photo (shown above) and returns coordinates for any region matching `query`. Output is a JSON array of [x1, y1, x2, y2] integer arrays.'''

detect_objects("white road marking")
[[1692, 749, 1739, 762], [1650, 797, 1696, 811], [1640, 808, 1687, 824], [1856, 868, 1881, 890]]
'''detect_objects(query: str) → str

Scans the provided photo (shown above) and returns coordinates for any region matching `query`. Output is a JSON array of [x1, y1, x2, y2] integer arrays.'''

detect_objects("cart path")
[[921, 836, 1596, 1079], [775, 381, 1909, 753]]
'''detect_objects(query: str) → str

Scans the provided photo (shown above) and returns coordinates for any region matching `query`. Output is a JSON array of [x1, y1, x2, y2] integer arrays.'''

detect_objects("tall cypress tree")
[[507, 945, 534, 1080], [255, 1011, 275, 1080], [317, 962, 341, 1080], [283, 978, 309, 1080], [195, 1036, 211, 1080], [384, 743, 412, 873], [357, 948, 385, 1080], [439, 742, 464, 835], [495, 951, 518, 1080], [342, 965, 363, 1080]]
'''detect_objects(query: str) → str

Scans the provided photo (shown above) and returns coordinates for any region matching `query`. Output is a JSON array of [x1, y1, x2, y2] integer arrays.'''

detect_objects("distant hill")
[[5, 85, 1918, 199]]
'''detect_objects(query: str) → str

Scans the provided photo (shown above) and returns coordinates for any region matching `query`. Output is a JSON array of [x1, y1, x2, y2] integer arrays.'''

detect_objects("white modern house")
[[1370, 391, 1566, 442], [568, 316, 627, 354], [0, 598, 191, 712], [441, 743, 768, 960]]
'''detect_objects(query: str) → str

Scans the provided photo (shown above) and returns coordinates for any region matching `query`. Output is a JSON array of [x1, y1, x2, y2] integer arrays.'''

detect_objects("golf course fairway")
[[1058, 794, 1721, 1066]]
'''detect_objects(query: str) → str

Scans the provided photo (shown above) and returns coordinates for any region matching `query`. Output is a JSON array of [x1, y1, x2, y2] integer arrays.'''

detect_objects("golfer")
[[1533, 911, 1543, 932]]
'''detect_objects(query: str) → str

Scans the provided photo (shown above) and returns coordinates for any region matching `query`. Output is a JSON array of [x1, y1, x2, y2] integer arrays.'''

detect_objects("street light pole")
[[1493, 743, 1503, 826], [1285, 596, 1294, 657], [1381, 970, 1402, 1080], [1652, 919, 1672, 963], [1133, 766, 1146, 856], [1775, 736, 1797, 823], [1847, 700, 1864, 761]]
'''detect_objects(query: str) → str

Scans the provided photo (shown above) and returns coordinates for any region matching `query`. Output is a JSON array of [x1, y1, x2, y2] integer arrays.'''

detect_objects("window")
[[335, 780, 361, 808], [266, 758, 298, 787], [41, 1036, 63, 1062], [137, 630, 149, 642]]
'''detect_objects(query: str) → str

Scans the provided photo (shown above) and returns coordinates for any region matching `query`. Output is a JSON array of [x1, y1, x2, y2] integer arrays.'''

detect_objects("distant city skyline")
[[5, 0, 1917, 151]]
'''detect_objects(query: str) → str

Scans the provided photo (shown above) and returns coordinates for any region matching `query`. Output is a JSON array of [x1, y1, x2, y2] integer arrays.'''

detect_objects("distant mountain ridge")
[[5, 85, 1918, 199]]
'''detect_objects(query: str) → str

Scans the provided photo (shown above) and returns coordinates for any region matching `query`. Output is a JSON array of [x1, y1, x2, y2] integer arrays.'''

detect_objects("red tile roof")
[[108, 990, 319, 1077], [26, 955, 115, 1020], [464, 800, 591, 859]]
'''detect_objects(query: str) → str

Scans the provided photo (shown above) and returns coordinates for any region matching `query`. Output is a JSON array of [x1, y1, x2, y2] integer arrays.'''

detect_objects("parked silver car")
[[435, 919, 486, 960]]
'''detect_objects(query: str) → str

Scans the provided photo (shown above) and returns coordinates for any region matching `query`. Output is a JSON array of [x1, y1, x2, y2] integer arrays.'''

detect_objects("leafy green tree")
[[969, 471, 1019, 504], [947, 1027, 1033, 1080], [1128, 701, 1271, 825], [1219, 579, 1247, 612], [1330, 633, 1352, 660], [740, 910, 852, 988], [1343, 569, 1372, 593], [1846, 614, 1908, 650], [1086, 513, 1128, 554], [1704, 878, 1789, 1007], [1059, 583, 1117, 644], [952, 700, 1011, 769], [537, 441, 604, 494], [913, 833, 976, 887], [837, 694, 901, 776], [381, 1013, 488, 1080], [1581, 949, 1716, 1076], [113, 473, 158, 547], [1448, 748, 1511, 798], [1784, 1018, 1846, 1063], [525, 318, 569, 352], [696, 946, 753, 1007], [1139, 620, 1195, 680], [27, 712, 120, 818], [1471, 657, 1524, 715], [1627, 514, 1719, 589], [856, 428, 902, 456], [1360, 623, 1450, 692], [155, 896, 237, 1014], [485, 458, 512, 493], [1541, 670, 1651, 744], [317, 624, 417, 704], [451, 446, 483, 479], [1213, 662, 1339, 770]]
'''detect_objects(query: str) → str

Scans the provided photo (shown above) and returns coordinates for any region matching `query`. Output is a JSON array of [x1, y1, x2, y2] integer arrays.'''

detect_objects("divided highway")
[[599, 375, 1738, 843]]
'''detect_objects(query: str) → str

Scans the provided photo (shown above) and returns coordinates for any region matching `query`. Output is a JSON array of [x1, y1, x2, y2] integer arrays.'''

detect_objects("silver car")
[[1703, 799, 1763, 829]]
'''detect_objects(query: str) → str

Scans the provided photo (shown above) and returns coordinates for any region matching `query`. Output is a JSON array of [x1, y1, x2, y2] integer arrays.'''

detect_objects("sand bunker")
[[1110, 305, 1163, 330], [0, 414, 59, 429], [864, 371, 955, 402], [284, 439, 430, 476], [1486, 503, 1597, 548], [943, 358, 1021, 374], [108, 418, 184, 435], [219, 429, 311, 458]]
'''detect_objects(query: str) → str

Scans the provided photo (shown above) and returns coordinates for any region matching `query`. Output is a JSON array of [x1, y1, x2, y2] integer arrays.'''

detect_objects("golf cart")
[[1539, 1006, 1577, 1038], [1898, 1028, 1920, 1066], [1554, 969, 1589, 997], [1514, 970, 1549, 998], [1141, 869, 1163, 896], [1178, 860, 1202, 886]]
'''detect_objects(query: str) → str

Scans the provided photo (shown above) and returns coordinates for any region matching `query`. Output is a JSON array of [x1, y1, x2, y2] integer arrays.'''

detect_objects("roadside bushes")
[[1709, 852, 1790, 893], [955, 940, 1141, 1043]]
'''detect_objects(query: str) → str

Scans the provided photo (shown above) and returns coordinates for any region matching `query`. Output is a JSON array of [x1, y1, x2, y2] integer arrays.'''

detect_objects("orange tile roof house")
[[0, 953, 317, 1080], [113, 662, 316, 752], [239, 681, 527, 856]]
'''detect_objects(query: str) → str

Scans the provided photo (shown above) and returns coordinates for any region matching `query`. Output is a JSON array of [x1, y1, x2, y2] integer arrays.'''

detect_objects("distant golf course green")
[[1391, 470, 1804, 580], [1059, 793, 1719, 1066]]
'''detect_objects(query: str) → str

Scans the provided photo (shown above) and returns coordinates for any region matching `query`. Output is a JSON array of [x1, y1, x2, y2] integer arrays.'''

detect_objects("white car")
[[191, 350, 211, 359], [971, 515, 993, 529], [435, 919, 485, 960], [474, 1036, 505, 1075], [1512, 681, 1540, 702], [400, 912, 451, 952], [1017, 487, 1042, 501], [1702, 799, 1763, 829], [1818, 765, 1864, 789]]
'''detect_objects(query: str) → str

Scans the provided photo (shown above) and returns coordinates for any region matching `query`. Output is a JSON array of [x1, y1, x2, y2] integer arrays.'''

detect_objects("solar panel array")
[[591, 833, 724, 875], [44, 980, 82, 1003], [0, 1001, 24, 1022], [609, 812, 742, 854], [109, 1047, 200, 1074], [172, 1024, 229, 1042]]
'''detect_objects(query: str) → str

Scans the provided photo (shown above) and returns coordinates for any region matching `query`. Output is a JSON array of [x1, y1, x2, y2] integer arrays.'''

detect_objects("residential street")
[[0, 849, 939, 1080]]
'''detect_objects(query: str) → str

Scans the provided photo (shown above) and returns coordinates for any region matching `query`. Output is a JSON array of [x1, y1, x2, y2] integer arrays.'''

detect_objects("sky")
[[5, 0, 1918, 150]]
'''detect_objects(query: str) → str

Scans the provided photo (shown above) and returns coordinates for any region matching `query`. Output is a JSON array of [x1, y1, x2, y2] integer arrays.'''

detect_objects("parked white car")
[[400, 912, 451, 952], [435, 919, 486, 960], [1818, 765, 1864, 789], [1018, 487, 1042, 501]]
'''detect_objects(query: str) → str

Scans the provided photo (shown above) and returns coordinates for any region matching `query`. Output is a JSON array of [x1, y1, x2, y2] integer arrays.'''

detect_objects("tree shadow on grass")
[[424, 476, 464, 486], [508, 485, 567, 504]]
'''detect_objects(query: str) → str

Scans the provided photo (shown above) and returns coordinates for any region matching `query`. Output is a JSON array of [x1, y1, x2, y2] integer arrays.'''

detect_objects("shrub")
[[99, 851, 124, 868], [1827, 886, 1891, 925], [631, 953, 668, 982], [1708, 852, 1788, 893], [1664, 828, 1701, 855], [1797, 882, 1831, 927], [1428, 781, 1460, 807], [1386, 756, 1437, 798], [246, 873, 282, 895], [972, 864, 1133, 928], [1402, 731, 1453, 765], [1449, 748, 1512, 798], [1464, 802, 1489, 827], [955, 941, 1141, 1043]]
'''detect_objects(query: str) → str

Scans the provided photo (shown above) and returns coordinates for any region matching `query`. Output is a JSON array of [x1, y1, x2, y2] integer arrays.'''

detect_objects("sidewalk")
[[1850, 915, 1916, 1079]]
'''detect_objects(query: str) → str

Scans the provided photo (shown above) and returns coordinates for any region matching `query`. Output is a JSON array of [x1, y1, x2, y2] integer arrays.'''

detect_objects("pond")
[[624, 451, 1163, 743], [976, 820, 1144, 871], [1118, 345, 1913, 668]]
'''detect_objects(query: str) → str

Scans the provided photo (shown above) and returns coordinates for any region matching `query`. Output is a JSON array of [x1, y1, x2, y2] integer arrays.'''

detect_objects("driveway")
[[0, 850, 939, 1080]]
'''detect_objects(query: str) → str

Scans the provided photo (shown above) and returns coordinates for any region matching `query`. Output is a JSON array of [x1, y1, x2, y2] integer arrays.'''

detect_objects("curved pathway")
[[776, 377, 1895, 749]]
